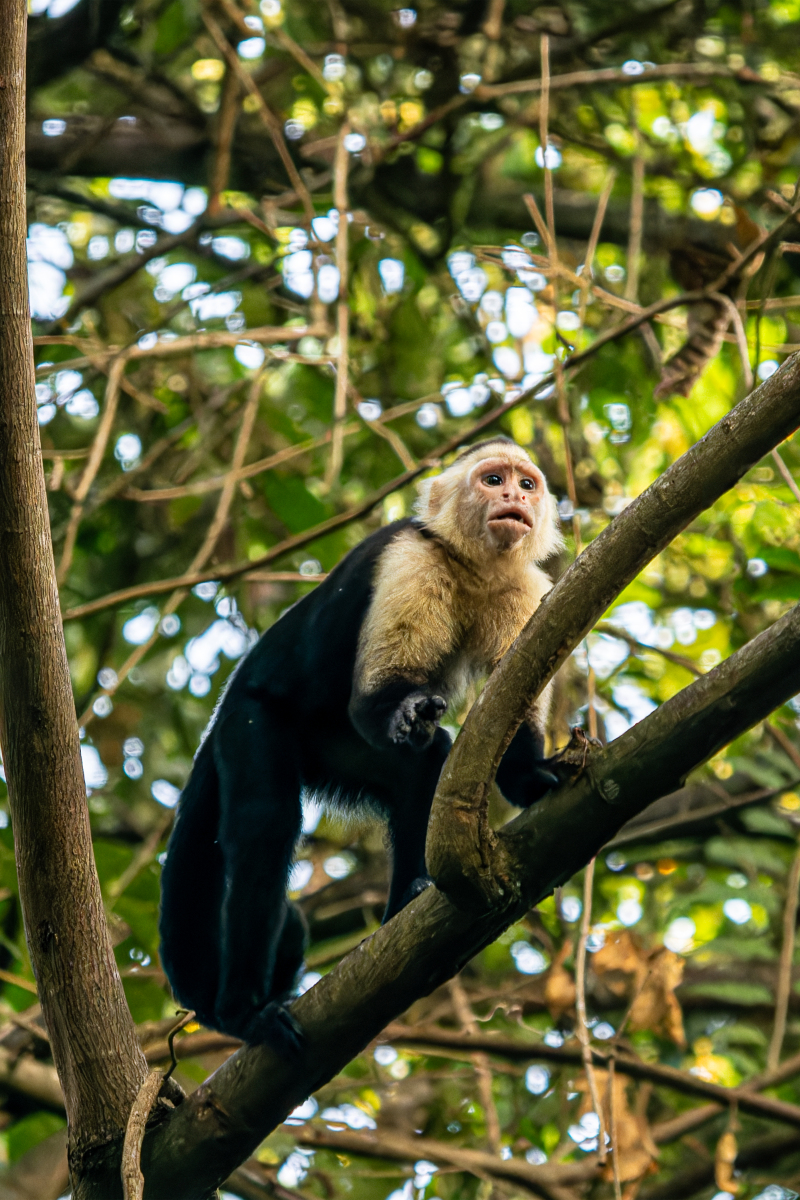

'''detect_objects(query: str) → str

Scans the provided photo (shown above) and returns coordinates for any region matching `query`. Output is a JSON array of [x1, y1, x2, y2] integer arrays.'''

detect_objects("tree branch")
[[132, 591, 800, 1197], [380, 1024, 800, 1127], [475, 60, 765, 100], [295, 1124, 596, 1196]]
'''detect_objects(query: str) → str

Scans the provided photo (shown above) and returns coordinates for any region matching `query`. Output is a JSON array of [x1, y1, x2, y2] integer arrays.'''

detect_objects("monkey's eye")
[[482, 474, 503, 486], [519, 477, 536, 491]]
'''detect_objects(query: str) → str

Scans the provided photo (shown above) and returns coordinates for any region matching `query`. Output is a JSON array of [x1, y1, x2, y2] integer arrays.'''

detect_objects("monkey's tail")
[[158, 738, 223, 1028]]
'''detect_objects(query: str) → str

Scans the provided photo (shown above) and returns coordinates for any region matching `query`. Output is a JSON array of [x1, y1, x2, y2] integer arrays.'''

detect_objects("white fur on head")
[[414, 437, 564, 564]]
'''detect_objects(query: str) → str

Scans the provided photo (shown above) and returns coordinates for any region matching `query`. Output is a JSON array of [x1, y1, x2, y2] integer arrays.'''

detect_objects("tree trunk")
[[0, 3, 147, 1193]]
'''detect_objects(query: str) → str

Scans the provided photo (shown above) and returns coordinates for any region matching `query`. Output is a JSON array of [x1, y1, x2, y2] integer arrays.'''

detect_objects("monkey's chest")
[[445, 591, 536, 681]]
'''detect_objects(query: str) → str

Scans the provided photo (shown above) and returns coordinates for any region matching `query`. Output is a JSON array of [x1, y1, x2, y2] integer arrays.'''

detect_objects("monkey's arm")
[[349, 532, 457, 751], [495, 685, 558, 807]]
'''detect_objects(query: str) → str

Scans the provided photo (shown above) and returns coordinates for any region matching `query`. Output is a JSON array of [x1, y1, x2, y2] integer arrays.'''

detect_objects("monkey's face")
[[469, 455, 546, 551]]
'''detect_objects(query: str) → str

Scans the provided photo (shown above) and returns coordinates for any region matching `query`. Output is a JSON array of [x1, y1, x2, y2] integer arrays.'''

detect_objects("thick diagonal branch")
[[134, 597, 800, 1197]]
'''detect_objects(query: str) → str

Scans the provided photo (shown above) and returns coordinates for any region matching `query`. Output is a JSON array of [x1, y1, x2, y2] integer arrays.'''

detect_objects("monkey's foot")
[[222, 1001, 305, 1054], [549, 727, 601, 781], [527, 763, 560, 802], [383, 874, 433, 923]]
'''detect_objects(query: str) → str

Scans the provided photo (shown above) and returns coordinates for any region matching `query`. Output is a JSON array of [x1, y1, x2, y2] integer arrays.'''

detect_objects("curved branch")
[[426, 353, 800, 909]]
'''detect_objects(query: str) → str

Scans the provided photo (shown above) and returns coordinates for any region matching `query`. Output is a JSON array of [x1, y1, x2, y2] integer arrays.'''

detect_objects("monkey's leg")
[[496, 721, 558, 807], [383, 727, 451, 923], [212, 699, 305, 1048], [270, 900, 308, 997], [159, 737, 223, 1029]]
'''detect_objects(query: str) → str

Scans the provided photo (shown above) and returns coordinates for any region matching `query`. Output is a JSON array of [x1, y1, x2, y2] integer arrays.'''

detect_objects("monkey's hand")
[[389, 692, 447, 749]]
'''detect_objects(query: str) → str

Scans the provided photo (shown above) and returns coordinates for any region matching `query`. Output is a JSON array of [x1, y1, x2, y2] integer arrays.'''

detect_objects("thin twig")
[[624, 150, 644, 304], [119, 376, 169, 414], [716, 195, 800, 292], [122, 424, 359, 502], [188, 372, 262, 566], [106, 812, 174, 902], [121, 1068, 164, 1200], [767, 838, 800, 1071], [349, 385, 416, 470], [202, 9, 315, 222], [481, 0, 505, 81], [449, 978, 502, 1154], [607, 781, 800, 849], [325, 124, 350, 489], [553, 362, 582, 550], [522, 192, 554, 259], [594, 623, 703, 676], [244, 570, 327, 583], [383, 1023, 800, 1126], [48, 459, 65, 492], [216, 0, 331, 94], [578, 170, 616, 327], [35, 323, 329, 372], [272, 27, 331, 93], [0, 968, 37, 994], [708, 291, 754, 391], [772, 446, 800, 503], [607, 1058, 622, 1200], [575, 858, 607, 1162], [56, 354, 126, 583], [586, 284, 680, 322], [767, 721, 800, 771], [538, 35, 555, 255], [90, 415, 197, 509], [375, 95, 469, 164], [476, 60, 760, 100], [40, 446, 90, 459], [296, 1123, 597, 1193], [746, 295, 800, 310], [164, 1009, 197, 1080], [208, 63, 241, 216], [50, 223, 209, 330]]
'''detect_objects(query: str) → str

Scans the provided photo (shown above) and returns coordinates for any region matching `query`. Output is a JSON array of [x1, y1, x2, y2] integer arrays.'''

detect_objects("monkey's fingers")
[[415, 694, 447, 721]]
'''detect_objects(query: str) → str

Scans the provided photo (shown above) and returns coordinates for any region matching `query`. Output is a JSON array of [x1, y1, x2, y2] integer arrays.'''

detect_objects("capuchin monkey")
[[159, 436, 563, 1047]]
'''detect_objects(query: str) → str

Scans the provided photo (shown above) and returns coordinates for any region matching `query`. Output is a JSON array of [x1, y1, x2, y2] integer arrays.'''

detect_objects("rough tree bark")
[[0, 2, 148, 1194]]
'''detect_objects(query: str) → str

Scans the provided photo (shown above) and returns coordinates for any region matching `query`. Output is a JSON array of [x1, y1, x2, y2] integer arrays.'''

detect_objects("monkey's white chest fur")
[[355, 528, 551, 700]]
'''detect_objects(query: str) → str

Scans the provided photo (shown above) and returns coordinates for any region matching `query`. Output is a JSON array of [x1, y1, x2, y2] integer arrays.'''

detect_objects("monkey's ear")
[[415, 476, 446, 518], [530, 492, 565, 563]]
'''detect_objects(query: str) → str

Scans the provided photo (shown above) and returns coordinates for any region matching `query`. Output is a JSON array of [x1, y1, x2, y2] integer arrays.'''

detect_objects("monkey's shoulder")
[[227, 518, 424, 703], [369, 525, 456, 594]]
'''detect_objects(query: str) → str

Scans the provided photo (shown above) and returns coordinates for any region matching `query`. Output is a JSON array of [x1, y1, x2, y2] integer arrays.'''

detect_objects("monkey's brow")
[[477, 459, 538, 476]]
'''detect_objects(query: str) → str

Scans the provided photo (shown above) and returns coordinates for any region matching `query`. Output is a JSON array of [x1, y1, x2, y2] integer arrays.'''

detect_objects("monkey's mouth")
[[489, 508, 533, 529]]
